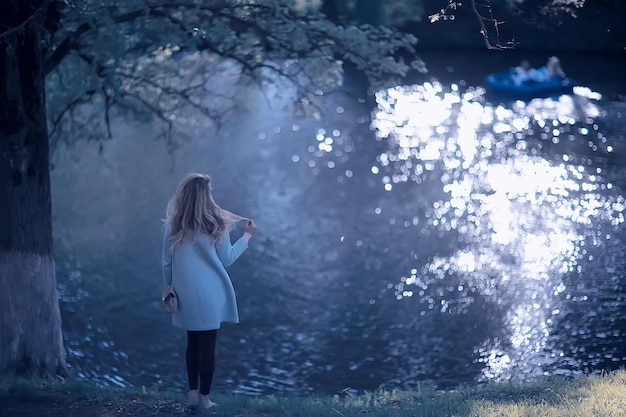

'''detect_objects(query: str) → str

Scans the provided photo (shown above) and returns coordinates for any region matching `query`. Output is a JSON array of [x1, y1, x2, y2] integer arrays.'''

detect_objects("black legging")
[[186, 330, 218, 395]]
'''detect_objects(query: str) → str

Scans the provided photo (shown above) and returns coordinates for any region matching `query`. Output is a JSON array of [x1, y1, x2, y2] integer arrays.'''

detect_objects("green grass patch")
[[1, 369, 626, 416]]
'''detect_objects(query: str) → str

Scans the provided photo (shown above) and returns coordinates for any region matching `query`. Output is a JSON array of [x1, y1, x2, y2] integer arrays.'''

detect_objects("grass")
[[1, 369, 626, 416]]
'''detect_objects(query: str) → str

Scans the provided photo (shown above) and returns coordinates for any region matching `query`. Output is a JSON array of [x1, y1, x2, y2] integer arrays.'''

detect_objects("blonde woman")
[[162, 172, 257, 409]]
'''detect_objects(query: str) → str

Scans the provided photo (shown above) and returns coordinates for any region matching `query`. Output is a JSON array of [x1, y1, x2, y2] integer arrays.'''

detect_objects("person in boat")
[[511, 59, 532, 85], [511, 57, 565, 85], [529, 56, 566, 81]]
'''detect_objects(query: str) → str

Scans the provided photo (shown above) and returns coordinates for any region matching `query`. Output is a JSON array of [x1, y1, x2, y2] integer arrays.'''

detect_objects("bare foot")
[[200, 395, 218, 409], [187, 390, 200, 408]]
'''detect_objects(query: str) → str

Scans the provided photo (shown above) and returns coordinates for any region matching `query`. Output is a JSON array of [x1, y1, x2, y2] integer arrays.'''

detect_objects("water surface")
[[52, 52, 626, 394]]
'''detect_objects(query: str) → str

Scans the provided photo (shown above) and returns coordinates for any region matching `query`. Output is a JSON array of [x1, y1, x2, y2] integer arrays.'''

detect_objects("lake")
[[51, 51, 626, 395]]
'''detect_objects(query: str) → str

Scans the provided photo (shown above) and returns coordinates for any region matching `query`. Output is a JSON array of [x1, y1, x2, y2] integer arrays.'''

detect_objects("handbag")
[[162, 248, 178, 313], [162, 285, 178, 313]]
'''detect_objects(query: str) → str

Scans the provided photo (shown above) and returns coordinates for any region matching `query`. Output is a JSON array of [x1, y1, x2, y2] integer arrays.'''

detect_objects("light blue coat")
[[162, 224, 248, 331]]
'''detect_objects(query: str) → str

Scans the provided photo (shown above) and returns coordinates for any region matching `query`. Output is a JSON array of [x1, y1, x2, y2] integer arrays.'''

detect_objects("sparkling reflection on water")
[[54, 76, 626, 395], [371, 81, 625, 382]]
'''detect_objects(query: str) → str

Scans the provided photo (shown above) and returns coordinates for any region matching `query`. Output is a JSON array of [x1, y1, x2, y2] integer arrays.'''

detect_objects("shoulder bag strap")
[[170, 246, 175, 286]]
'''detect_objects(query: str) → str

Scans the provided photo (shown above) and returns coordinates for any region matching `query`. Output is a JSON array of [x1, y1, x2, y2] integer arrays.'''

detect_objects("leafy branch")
[[44, 0, 421, 146], [429, 0, 517, 50]]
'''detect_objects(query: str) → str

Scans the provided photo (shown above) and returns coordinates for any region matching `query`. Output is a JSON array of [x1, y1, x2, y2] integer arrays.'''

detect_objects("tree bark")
[[0, 0, 67, 376]]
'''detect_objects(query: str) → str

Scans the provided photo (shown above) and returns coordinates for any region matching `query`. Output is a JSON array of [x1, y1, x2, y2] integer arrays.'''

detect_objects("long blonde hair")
[[165, 173, 246, 247]]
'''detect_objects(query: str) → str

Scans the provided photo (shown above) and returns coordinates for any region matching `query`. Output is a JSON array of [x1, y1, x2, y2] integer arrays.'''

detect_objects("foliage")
[[6, 0, 599, 145], [506, 0, 587, 19], [332, 0, 425, 26], [427, 0, 589, 49], [40, 0, 422, 145]]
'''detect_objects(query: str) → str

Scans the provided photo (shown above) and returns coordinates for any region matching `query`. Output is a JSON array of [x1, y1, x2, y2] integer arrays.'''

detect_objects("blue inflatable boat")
[[486, 69, 577, 98]]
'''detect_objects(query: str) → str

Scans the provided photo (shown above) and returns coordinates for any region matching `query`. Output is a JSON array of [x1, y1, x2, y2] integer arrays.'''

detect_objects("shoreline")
[[2, 369, 626, 417]]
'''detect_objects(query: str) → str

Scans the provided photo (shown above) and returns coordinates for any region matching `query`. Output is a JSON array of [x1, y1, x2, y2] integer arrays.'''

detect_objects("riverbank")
[[2, 370, 625, 416]]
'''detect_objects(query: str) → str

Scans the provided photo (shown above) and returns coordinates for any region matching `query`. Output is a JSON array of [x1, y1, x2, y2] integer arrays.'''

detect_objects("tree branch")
[[429, 0, 517, 50], [0, 0, 48, 40], [45, 22, 91, 75], [470, 0, 516, 50]]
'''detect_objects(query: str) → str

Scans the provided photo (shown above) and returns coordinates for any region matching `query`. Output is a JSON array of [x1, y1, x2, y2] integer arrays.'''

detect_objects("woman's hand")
[[245, 219, 257, 234]]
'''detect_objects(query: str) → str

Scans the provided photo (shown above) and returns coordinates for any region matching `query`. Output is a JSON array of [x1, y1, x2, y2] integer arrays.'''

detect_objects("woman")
[[512, 59, 532, 85], [162, 172, 257, 409], [529, 56, 566, 81]]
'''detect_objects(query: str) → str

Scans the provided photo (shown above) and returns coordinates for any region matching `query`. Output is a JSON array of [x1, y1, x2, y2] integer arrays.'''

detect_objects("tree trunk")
[[0, 0, 67, 376]]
